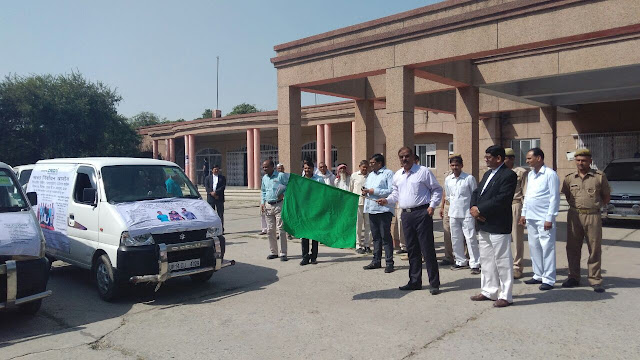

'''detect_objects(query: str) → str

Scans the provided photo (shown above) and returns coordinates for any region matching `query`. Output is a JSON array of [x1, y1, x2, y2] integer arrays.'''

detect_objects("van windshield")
[[0, 169, 29, 212], [18, 169, 33, 186], [604, 162, 640, 181], [101, 165, 200, 203]]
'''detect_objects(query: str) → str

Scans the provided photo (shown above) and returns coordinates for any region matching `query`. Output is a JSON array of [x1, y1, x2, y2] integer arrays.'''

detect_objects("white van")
[[602, 158, 640, 221], [13, 164, 35, 189], [1, 161, 51, 314], [28, 158, 233, 301]]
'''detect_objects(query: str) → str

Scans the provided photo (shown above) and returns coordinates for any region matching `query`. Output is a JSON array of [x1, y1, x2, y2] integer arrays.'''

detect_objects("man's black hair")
[[528, 147, 545, 160], [370, 153, 385, 167], [485, 145, 506, 161]]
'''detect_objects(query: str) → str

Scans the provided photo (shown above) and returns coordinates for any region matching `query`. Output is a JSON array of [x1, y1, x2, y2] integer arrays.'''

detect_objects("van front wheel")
[[94, 254, 120, 301]]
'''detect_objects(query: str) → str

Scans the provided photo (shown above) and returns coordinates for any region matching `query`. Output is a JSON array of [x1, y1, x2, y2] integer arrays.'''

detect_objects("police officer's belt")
[[403, 203, 430, 213], [268, 199, 283, 205], [570, 207, 599, 215]]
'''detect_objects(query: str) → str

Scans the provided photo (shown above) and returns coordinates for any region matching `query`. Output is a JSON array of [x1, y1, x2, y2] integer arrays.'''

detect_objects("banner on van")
[[0, 212, 42, 257], [27, 165, 76, 253], [115, 198, 222, 237]]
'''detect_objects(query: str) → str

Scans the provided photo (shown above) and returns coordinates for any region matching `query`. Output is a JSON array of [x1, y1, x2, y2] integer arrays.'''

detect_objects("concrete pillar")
[[539, 107, 557, 170], [152, 140, 158, 159], [169, 138, 175, 163], [385, 66, 415, 171], [247, 129, 254, 189], [316, 124, 325, 165], [455, 86, 480, 179], [354, 100, 375, 170], [324, 123, 332, 168], [184, 135, 189, 175], [164, 139, 170, 160], [188, 134, 196, 183], [277, 86, 302, 173], [253, 128, 261, 188]]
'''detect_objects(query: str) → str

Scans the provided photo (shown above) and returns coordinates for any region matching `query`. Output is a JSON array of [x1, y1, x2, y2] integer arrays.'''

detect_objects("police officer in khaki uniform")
[[561, 148, 611, 293], [504, 148, 528, 279]]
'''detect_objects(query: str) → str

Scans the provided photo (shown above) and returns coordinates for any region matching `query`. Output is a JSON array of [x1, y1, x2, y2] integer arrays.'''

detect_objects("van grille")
[[152, 229, 207, 245]]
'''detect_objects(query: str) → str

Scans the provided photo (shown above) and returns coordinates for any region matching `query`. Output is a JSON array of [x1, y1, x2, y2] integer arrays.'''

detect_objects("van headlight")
[[206, 227, 221, 238], [120, 231, 155, 246]]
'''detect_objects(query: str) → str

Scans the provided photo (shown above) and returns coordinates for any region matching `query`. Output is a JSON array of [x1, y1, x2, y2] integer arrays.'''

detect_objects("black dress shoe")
[[439, 258, 454, 266], [365, 247, 372, 254], [300, 258, 309, 266], [470, 268, 481, 275], [310, 259, 318, 265], [395, 249, 407, 254], [384, 265, 394, 273], [280, 255, 288, 262], [399, 283, 422, 290], [267, 254, 279, 260], [562, 278, 580, 288], [356, 248, 365, 255], [592, 284, 605, 293], [539, 283, 553, 291], [524, 278, 542, 285], [363, 262, 381, 270], [430, 288, 441, 295]]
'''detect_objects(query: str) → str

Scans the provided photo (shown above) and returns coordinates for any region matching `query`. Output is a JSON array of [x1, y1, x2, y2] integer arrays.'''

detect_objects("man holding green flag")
[[282, 162, 359, 253]]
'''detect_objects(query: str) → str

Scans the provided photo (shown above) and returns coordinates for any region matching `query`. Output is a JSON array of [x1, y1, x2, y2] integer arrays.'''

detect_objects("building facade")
[[140, 0, 640, 188]]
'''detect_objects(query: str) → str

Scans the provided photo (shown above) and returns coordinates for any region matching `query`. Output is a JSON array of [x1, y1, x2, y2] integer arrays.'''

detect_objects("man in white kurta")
[[519, 148, 560, 290], [349, 160, 371, 254], [444, 155, 480, 274]]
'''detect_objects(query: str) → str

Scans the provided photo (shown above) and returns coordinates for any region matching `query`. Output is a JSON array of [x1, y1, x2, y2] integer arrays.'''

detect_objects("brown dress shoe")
[[493, 299, 512, 308], [513, 269, 523, 279], [470, 293, 491, 301]]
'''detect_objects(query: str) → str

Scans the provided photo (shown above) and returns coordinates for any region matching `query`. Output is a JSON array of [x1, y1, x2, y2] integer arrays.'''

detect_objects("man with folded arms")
[[470, 145, 517, 307], [519, 148, 560, 291], [377, 147, 442, 295]]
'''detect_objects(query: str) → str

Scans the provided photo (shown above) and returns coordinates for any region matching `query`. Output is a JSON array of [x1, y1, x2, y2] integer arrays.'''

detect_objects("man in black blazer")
[[205, 165, 226, 233], [469, 145, 517, 308]]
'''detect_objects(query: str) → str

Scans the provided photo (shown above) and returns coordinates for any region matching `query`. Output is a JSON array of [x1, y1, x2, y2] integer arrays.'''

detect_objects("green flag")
[[282, 173, 358, 248]]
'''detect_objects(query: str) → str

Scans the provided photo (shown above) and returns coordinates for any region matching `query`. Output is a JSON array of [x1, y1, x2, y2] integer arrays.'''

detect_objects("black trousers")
[[209, 200, 225, 231], [402, 207, 440, 288], [301, 238, 318, 261], [369, 212, 394, 266]]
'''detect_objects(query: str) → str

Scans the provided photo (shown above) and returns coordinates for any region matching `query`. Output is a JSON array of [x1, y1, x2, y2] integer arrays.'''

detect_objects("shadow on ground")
[[0, 260, 278, 347]]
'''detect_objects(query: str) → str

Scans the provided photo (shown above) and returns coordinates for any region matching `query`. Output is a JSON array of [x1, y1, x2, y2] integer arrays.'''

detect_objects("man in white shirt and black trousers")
[[377, 147, 443, 295], [470, 145, 517, 308]]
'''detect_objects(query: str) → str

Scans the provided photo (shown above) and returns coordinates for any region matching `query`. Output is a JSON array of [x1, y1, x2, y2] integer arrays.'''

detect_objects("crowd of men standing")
[[258, 144, 611, 306]]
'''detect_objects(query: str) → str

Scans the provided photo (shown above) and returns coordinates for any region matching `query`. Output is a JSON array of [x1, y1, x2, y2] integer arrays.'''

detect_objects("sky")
[[1, 0, 439, 121]]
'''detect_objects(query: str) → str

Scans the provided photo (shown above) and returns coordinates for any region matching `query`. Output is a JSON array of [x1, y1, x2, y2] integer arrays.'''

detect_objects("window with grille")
[[511, 139, 540, 167], [415, 144, 436, 168]]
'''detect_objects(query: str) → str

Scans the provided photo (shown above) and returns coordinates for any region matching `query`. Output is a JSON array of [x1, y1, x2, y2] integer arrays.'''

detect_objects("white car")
[[603, 158, 640, 221]]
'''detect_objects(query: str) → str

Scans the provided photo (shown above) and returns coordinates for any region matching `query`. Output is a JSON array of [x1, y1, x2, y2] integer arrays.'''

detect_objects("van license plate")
[[169, 259, 201, 271]]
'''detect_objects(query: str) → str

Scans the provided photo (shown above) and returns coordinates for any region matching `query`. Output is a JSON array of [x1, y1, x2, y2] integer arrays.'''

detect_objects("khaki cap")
[[448, 153, 462, 159], [575, 148, 592, 157], [505, 148, 515, 157]]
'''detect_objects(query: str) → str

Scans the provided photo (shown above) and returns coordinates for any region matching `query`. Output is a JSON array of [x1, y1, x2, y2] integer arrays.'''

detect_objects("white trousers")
[[526, 219, 556, 285], [261, 213, 268, 232], [450, 217, 480, 268], [478, 231, 513, 302], [356, 204, 371, 248]]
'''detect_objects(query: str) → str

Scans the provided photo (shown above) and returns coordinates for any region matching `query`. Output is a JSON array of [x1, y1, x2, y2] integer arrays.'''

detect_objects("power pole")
[[216, 56, 220, 111]]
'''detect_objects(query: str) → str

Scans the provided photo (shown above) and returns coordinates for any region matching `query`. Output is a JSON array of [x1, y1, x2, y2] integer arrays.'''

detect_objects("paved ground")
[[2, 201, 639, 359]]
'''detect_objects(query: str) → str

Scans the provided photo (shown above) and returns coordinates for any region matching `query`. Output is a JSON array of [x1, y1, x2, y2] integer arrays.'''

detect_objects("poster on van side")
[[115, 198, 222, 237], [0, 212, 41, 257], [27, 165, 75, 253]]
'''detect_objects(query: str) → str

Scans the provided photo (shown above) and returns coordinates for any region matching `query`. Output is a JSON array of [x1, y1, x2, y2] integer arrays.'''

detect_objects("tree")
[[0, 72, 142, 166], [202, 109, 212, 118], [227, 103, 261, 116], [128, 111, 168, 128]]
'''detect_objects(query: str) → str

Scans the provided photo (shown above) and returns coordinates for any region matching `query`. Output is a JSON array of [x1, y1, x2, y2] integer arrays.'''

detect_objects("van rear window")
[[0, 169, 28, 212]]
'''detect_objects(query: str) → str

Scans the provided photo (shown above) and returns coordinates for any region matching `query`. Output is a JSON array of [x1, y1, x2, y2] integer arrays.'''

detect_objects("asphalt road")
[[2, 202, 639, 359]]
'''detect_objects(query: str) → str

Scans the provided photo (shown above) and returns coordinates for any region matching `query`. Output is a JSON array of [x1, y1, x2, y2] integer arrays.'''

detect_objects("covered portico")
[[272, 0, 640, 178]]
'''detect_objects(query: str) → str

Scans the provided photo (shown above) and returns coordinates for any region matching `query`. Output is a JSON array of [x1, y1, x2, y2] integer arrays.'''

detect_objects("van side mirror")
[[26, 191, 37, 206], [83, 188, 97, 206]]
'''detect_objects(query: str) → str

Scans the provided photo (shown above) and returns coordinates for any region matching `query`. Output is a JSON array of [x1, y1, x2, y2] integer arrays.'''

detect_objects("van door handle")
[[68, 214, 75, 227]]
